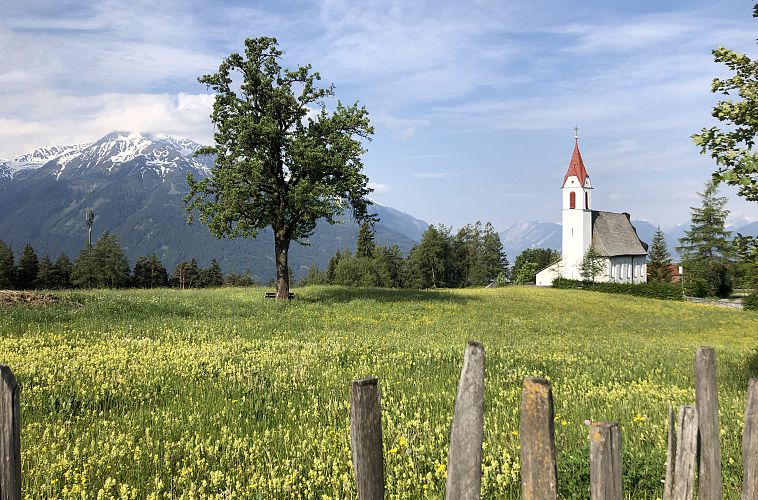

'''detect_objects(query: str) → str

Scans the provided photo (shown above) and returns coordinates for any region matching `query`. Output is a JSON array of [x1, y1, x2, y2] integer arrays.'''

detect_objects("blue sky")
[[1, 0, 757, 230]]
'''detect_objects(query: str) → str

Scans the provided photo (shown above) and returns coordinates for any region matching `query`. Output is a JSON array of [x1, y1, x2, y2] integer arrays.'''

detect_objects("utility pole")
[[85, 210, 94, 247]]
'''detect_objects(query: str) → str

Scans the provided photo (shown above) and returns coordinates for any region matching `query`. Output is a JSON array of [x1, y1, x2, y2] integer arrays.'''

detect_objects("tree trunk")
[[274, 230, 291, 300]]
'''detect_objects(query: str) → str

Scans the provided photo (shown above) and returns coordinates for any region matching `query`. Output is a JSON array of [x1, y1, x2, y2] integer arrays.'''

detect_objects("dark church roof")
[[591, 211, 648, 257]]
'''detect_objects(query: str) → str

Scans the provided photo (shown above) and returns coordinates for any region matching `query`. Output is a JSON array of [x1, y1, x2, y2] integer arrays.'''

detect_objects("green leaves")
[[186, 37, 374, 296]]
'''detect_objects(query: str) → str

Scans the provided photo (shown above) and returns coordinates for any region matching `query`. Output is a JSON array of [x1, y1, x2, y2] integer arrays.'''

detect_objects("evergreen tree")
[[36, 255, 62, 289], [481, 222, 508, 283], [378, 245, 404, 288], [71, 245, 98, 288], [93, 232, 131, 288], [299, 265, 325, 286], [678, 180, 734, 297], [326, 251, 342, 284], [0, 241, 14, 289], [734, 234, 758, 291], [133, 255, 169, 288], [404, 225, 454, 288], [356, 222, 376, 258], [647, 226, 673, 283], [201, 259, 224, 288], [55, 254, 72, 289], [16, 244, 39, 289], [224, 271, 254, 287]]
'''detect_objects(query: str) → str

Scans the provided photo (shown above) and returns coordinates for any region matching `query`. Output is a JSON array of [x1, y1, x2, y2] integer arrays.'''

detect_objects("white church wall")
[[536, 261, 561, 286], [606, 256, 648, 284]]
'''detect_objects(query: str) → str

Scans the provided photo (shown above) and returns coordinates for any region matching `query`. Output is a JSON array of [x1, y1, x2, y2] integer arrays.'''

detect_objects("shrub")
[[744, 292, 758, 311], [552, 278, 683, 301]]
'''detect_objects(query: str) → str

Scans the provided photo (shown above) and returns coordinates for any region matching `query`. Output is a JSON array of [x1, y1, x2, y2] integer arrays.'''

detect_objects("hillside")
[[0, 132, 427, 281], [2, 286, 756, 497]]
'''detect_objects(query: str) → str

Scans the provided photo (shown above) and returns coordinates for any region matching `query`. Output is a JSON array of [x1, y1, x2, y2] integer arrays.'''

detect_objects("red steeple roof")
[[562, 139, 589, 188]]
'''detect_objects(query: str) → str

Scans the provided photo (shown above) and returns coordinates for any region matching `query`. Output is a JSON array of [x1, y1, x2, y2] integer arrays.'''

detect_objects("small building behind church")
[[536, 138, 648, 286]]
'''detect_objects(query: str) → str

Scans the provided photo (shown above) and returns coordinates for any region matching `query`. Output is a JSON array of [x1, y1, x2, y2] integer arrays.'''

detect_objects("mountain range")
[[1, 131, 755, 281], [0, 132, 426, 282]]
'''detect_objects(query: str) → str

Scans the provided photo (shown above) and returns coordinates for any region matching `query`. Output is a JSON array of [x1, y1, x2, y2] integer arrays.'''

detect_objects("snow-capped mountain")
[[499, 220, 561, 258], [0, 132, 426, 281], [0, 131, 210, 184]]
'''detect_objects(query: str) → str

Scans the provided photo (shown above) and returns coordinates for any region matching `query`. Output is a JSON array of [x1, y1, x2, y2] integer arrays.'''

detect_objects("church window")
[[570, 192, 576, 209], [585, 192, 588, 209]]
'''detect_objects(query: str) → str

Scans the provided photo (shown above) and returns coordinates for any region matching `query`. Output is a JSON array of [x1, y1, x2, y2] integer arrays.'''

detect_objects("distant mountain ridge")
[[0, 132, 427, 281]]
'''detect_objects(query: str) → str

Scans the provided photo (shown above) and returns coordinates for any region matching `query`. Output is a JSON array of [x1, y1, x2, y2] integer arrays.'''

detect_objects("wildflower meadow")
[[1, 286, 757, 498]]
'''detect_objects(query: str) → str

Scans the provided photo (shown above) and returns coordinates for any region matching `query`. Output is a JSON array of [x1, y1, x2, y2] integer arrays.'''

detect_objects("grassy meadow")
[[1, 286, 757, 498]]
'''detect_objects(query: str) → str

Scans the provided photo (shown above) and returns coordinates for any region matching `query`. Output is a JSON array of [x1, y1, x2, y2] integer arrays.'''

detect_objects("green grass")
[[1, 286, 757, 498]]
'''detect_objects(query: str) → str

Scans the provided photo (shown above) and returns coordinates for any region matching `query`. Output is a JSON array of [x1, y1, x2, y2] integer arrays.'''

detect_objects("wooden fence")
[[1, 345, 757, 499], [350, 343, 758, 499]]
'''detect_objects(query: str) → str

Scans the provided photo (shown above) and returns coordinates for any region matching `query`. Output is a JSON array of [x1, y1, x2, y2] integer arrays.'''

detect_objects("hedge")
[[552, 278, 684, 301], [744, 292, 758, 311]]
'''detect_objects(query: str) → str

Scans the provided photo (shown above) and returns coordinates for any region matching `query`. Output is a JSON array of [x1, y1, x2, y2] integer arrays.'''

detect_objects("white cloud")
[[368, 182, 391, 193]]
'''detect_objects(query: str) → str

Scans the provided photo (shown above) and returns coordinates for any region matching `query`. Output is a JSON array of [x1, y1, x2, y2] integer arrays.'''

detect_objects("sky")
[[1, 0, 757, 231]]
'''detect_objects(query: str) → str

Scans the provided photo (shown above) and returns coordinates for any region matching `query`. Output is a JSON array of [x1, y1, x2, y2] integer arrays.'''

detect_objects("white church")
[[535, 137, 648, 286]]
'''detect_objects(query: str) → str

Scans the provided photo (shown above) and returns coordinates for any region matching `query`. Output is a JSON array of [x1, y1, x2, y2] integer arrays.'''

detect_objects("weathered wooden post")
[[742, 379, 758, 500], [445, 340, 485, 500], [695, 346, 722, 500], [519, 377, 557, 500], [672, 406, 698, 500], [589, 422, 622, 500], [0, 365, 21, 500], [350, 378, 384, 500], [663, 406, 676, 500]]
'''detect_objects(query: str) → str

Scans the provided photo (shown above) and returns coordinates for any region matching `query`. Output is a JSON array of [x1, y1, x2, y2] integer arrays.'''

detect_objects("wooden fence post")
[[742, 379, 758, 500], [663, 406, 676, 500], [0, 365, 21, 500], [350, 378, 384, 500], [589, 422, 622, 500], [445, 340, 485, 500], [672, 406, 698, 500], [695, 346, 722, 500], [519, 377, 557, 500]]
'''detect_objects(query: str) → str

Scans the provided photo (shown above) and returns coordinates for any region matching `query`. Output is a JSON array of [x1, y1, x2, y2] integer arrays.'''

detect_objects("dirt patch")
[[0, 291, 64, 306]]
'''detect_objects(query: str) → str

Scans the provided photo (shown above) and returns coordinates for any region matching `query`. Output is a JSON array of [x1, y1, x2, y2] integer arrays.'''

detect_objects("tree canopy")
[[647, 226, 673, 283], [186, 37, 374, 299], [692, 5, 758, 201]]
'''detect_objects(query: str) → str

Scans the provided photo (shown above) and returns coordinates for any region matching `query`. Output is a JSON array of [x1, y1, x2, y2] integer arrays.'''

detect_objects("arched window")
[[569, 191, 576, 209], [585, 192, 589, 209]]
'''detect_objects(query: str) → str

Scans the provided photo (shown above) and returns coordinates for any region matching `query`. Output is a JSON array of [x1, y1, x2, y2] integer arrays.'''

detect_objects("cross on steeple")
[[574, 125, 579, 140]]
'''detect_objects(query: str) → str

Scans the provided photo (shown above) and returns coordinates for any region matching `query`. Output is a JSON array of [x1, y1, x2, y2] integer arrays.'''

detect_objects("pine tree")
[[0, 241, 14, 290], [678, 180, 734, 297], [481, 222, 508, 283], [356, 222, 376, 258], [16, 244, 39, 289], [172, 260, 201, 289], [36, 255, 62, 289], [201, 259, 224, 288], [326, 251, 342, 284], [55, 254, 72, 289], [133, 255, 168, 288], [647, 226, 673, 282], [93, 233, 131, 288], [71, 245, 98, 289]]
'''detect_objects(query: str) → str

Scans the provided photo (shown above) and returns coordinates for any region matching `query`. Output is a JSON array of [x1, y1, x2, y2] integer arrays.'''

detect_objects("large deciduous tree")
[[186, 37, 374, 299], [692, 5, 758, 201]]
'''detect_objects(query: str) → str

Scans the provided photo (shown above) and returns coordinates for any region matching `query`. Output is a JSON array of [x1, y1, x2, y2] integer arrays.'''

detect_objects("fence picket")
[[742, 379, 758, 500], [695, 346, 723, 500], [0, 365, 20, 500], [445, 340, 485, 500], [672, 406, 697, 500], [350, 378, 384, 500], [519, 377, 558, 500], [589, 422, 622, 500]]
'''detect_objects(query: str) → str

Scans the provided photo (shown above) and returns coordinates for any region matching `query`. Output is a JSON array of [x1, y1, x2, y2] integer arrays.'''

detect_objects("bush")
[[744, 292, 758, 311], [552, 278, 683, 301]]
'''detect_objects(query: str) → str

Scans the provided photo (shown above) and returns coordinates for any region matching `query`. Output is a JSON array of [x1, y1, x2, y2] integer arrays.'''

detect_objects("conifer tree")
[[172, 260, 201, 289], [0, 241, 14, 290], [55, 254, 72, 289], [356, 222, 376, 258], [201, 259, 224, 288], [16, 244, 39, 289], [36, 255, 62, 289], [133, 255, 169, 288], [71, 245, 98, 289], [647, 226, 673, 282], [93, 232, 131, 288], [678, 180, 734, 297], [481, 222, 508, 282]]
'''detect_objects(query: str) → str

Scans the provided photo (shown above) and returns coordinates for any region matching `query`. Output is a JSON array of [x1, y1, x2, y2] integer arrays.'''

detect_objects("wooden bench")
[[265, 292, 294, 299]]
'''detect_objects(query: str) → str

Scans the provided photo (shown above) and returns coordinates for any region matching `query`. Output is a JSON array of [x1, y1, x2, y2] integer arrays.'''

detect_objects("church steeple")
[[562, 137, 590, 188]]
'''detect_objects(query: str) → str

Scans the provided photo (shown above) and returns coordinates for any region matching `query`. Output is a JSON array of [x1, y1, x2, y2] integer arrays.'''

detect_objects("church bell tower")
[[561, 129, 593, 279]]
